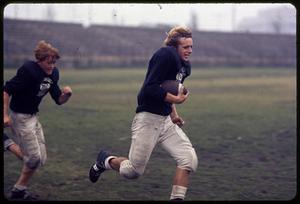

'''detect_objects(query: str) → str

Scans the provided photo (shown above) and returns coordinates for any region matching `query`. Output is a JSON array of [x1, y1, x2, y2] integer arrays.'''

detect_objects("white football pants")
[[121, 111, 198, 178]]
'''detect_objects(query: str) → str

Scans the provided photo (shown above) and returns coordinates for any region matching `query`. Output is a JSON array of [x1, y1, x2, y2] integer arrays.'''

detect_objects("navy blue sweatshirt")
[[4, 61, 62, 114], [136, 46, 191, 116]]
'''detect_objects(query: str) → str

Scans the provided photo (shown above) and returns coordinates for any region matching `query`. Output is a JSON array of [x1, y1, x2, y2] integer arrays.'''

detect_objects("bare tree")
[[46, 5, 55, 22], [271, 10, 283, 34], [190, 9, 198, 31]]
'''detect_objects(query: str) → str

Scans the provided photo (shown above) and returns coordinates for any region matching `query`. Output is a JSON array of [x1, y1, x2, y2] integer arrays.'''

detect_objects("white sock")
[[14, 184, 27, 191], [170, 185, 187, 200], [104, 156, 117, 170]]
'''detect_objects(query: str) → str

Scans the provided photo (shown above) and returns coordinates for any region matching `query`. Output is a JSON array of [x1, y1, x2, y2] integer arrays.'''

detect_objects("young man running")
[[89, 26, 198, 201]]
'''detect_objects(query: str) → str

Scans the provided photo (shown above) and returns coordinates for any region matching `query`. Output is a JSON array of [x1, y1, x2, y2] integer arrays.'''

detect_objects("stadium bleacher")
[[3, 18, 296, 68]]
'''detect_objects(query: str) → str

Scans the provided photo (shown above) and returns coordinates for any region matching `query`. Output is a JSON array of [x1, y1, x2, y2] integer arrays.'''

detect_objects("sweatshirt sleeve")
[[4, 65, 32, 95], [143, 48, 175, 102], [49, 68, 62, 105]]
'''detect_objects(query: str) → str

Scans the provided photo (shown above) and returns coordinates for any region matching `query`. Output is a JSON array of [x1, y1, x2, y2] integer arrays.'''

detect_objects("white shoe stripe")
[[93, 163, 100, 171]]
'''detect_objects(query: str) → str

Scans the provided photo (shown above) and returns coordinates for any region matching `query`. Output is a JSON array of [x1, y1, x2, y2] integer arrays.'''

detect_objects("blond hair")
[[163, 26, 192, 47], [34, 40, 60, 61]]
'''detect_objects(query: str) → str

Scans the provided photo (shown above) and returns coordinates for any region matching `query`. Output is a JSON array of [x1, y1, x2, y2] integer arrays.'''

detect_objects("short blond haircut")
[[163, 26, 192, 47], [34, 40, 60, 61]]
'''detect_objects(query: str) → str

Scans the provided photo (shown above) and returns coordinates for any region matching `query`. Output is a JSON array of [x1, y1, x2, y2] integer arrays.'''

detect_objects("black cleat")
[[89, 150, 111, 183], [9, 188, 40, 201], [89, 163, 105, 183], [170, 198, 184, 202]]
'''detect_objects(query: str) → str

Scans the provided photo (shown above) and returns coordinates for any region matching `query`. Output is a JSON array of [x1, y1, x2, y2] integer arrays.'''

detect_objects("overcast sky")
[[3, 3, 294, 32]]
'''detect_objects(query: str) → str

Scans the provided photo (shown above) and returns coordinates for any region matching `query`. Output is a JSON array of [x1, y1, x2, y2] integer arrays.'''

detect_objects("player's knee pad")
[[119, 160, 141, 179], [25, 154, 45, 170], [178, 148, 198, 172]]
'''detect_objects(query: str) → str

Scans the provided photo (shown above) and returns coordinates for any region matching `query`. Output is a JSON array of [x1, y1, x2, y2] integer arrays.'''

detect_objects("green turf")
[[3, 67, 296, 201]]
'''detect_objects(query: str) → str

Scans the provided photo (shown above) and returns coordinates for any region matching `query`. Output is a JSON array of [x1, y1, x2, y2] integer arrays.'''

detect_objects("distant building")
[[237, 5, 296, 35]]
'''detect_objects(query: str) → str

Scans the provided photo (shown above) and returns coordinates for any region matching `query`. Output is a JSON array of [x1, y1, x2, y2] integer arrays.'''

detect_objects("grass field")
[[3, 67, 296, 201]]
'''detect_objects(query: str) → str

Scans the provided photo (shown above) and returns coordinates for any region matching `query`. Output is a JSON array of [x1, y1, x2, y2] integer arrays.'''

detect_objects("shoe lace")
[[23, 190, 39, 200]]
